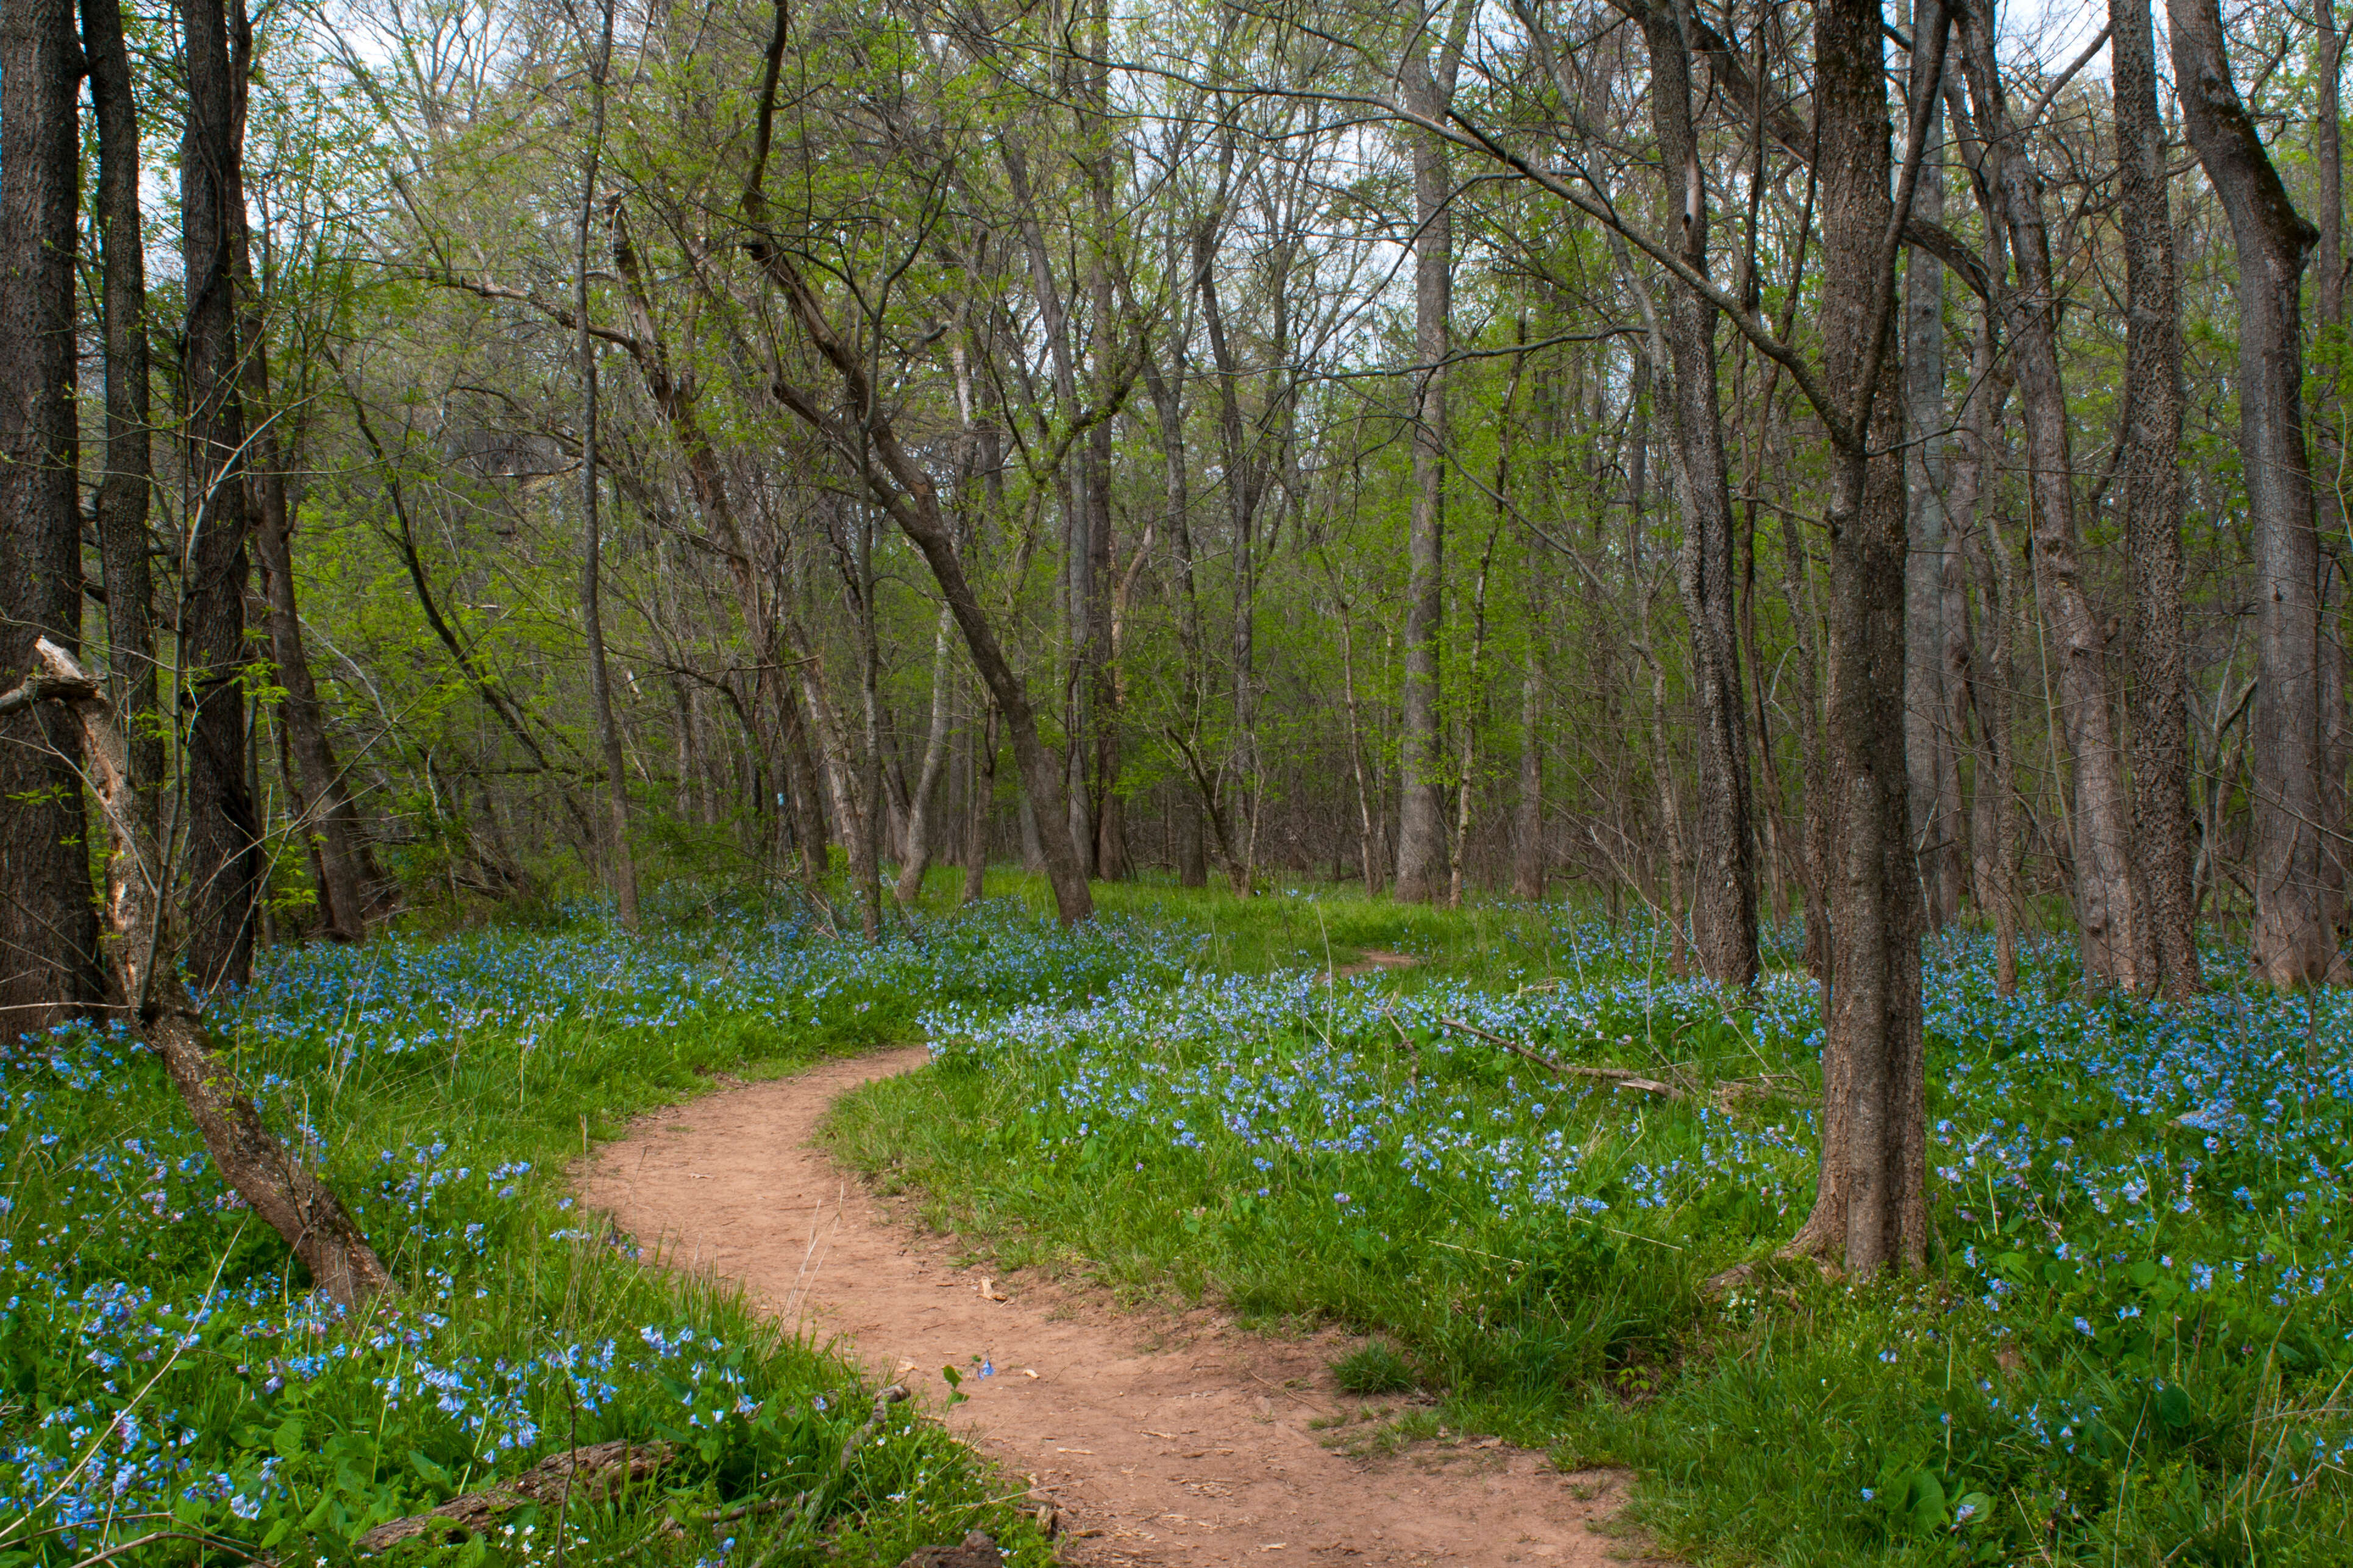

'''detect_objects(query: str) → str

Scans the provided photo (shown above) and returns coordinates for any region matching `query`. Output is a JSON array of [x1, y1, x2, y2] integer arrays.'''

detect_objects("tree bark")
[[1903, 50, 1962, 929], [84, 0, 163, 846], [5, 642, 390, 1307], [2170, 0, 2338, 987], [2115, 0, 2199, 996], [0, 0, 100, 1024], [1392, 0, 1473, 903], [576, 0, 639, 929], [1637, 1, 1758, 984], [1789, 0, 1937, 1275], [1959, 9, 2144, 989], [895, 608, 958, 906], [179, 0, 261, 990]]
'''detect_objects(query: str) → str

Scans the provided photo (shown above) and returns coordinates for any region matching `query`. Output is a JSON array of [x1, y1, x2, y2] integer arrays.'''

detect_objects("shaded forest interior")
[[5, 0, 2352, 1017]]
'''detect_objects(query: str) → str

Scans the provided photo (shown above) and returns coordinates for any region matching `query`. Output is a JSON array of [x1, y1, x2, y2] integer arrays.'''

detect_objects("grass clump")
[[1331, 1341, 1417, 1396]]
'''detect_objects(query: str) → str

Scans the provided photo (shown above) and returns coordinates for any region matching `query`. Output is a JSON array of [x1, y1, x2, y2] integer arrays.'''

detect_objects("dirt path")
[[578, 1049, 1651, 1568]]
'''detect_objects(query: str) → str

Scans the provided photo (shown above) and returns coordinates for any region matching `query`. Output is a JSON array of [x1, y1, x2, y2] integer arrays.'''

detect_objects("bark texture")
[[1790, 0, 1934, 1274], [2114, 0, 2199, 996], [85, 0, 163, 831], [180, 0, 262, 991], [1903, 63, 1962, 928], [2170, 0, 2338, 987], [1638, 1, 1757, 985], [0, 0, 100, 1026]]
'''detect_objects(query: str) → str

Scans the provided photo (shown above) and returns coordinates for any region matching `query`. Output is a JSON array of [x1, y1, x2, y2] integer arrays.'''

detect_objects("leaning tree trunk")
[[2171, 0, 2340, 987], [0, 0, 101, 1026], [5, 642, 391, 1307], [237, 223, 376, 942], [2115, 0, 2199, 996]]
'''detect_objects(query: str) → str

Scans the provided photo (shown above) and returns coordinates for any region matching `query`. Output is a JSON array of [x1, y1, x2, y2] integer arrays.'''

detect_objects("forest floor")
[[581, 1048, 1652, 1568]]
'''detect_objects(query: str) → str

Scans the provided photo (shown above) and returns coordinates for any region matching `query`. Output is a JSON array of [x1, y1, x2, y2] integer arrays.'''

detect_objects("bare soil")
[[578, 1049, 1656, 1568]]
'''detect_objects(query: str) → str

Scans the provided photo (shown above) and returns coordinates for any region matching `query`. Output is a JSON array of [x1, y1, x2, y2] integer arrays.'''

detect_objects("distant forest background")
[[4, 0, 2348, 1007]]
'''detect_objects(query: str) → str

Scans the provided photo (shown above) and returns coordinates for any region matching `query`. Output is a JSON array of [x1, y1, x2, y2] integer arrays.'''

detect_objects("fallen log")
[[355, 1441, 673, 1552]]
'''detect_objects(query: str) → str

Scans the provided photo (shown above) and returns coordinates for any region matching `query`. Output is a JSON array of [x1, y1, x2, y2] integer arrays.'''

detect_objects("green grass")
[[825, 890, 2353, 1566], [0, 901, 1147, 1568], [18, 882, 2352, 1567]]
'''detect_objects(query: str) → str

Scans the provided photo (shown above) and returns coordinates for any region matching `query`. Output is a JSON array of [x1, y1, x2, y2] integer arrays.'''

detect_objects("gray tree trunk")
[[1392, 1, 1472, 902], [1636, 3, 1758, 984], [2115, 0, 2201, 995], [2170, 0, 2339, 986], [1959, 10, 2144, 988]]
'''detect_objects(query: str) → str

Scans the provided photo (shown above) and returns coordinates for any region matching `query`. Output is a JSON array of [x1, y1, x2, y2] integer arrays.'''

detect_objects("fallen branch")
[[357, 1441, 674, 1552], [2, 640, 391, 1306], [1436, 1018, 1686, 1100]]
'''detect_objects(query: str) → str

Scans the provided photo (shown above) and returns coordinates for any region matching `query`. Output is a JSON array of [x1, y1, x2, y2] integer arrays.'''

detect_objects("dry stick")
[[67, 1530, 273, 1568], [1434, 1017, 1686, 1101]]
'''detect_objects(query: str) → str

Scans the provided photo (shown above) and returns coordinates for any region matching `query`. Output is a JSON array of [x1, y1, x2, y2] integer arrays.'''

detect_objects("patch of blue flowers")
[[0, 899, 1134, 1567]]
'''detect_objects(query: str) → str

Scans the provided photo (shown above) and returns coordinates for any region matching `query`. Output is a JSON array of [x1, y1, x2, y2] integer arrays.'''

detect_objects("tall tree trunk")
[[237, 211, 374, 942], [1790, 0, 1939, 1275], [1943, 195, 2020, 990], [1904, 50, 1962, 929], [894, 608, 956, 905], [0, 0, 98, 1024], [964, 698, 995, 903], [2319, 0, 2352, 964], [2115, 0, 2199, 996], [1085, 0, 1125, 882], [85, 0, 162, 843], [179, 0, 262, 990], [1392, 0, 1472, 903], [2171, 0, 2337, 987], [1959, 9, 2144, 988], [576, 0, 639, 929], [1637, 3, 1759, 984]]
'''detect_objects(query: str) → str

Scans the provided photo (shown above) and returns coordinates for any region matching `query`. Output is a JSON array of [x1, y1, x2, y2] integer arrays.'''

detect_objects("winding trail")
[[578, 1049, 1654, 1568]]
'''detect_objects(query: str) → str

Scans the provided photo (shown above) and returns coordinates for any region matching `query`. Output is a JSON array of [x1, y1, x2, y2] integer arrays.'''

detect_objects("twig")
[[68, 1531, 273, 1568], [1435, 1018, 1686, 1100]]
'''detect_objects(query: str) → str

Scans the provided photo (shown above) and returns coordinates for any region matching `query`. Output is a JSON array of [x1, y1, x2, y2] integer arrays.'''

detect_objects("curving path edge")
[[577, 1048, 1656, 1567]]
